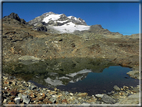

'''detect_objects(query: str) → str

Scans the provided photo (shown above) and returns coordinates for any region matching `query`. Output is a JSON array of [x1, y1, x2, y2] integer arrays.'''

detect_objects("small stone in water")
[[113, 85, 120, 91]]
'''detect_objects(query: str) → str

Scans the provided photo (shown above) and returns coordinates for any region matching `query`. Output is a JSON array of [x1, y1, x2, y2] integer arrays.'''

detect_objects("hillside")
[[1, 13, 139, 70]]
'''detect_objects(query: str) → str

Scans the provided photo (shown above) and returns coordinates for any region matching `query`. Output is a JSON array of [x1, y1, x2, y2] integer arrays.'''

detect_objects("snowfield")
[[42, 14, 62, 23], [41, 13, 90, 33], [50, 22, 90, 33]]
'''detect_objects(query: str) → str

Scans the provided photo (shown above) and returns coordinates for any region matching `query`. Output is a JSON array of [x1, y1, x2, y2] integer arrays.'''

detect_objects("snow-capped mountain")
[[28, 12, 90, 33]]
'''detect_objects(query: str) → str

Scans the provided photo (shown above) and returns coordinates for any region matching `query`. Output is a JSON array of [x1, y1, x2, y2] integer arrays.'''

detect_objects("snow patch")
[[51, 22, 90, 33], [42, 14, 62, 23], [68, 16, 73, 19], [57, 20, 68, 23]]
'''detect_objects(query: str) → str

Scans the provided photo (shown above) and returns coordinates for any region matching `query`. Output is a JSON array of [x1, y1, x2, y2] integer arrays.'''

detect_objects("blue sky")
[[2, 2, 140, 35]]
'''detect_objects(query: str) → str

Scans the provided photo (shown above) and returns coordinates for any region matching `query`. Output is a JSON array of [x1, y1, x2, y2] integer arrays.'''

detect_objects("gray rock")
[[58, 14, 68, 21], [65, 91, 69, 95], [18, 93, 22, 99], [49, 97, 56, 103], [60, 96, 65, 100], [131, 87, 139, 93], [102, 94, 116, 104], [108, 91, 114, 95], [95, 100, 101, 104], [14, 97, 21, 104], [29, 84, 37, 90], [22, 95, 30, 104], [127, 70, 139, 79], [74, 99, 79, 104], [95, 94, 104, 98], [113, 85, 120, 91], [37, 25, 47, 32]]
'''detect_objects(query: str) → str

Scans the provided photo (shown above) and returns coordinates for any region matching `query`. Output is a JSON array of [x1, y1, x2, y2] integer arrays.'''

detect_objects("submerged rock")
[[113, 85, 120, 91]]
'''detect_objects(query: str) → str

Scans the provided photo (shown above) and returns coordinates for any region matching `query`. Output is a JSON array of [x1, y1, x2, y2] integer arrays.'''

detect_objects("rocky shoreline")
[[2, 73, 140, 106]]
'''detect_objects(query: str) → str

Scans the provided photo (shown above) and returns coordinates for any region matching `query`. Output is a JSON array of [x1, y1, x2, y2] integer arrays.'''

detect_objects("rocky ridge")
[[3, 13, 26, 24]]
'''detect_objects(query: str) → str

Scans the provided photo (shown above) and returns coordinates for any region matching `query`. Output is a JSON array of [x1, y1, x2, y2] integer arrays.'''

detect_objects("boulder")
[[22, 95, 30, 104], [95, 94, 104, 98], [37, 25, 47, 32], [113, 85, 120, 91], [102, 94, 116, 104]]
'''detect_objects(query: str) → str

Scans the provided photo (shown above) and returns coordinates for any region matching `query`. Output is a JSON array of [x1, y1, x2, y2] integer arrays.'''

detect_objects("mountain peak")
[[3, 12, 26, 24], [28, 12, 88, 33]]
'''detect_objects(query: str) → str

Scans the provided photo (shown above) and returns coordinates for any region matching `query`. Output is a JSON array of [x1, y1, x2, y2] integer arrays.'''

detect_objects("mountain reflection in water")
[[3, 58, 139, 95]]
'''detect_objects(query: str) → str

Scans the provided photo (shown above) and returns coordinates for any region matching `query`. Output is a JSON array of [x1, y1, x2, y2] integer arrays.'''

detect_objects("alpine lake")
[[3, 58, 139, 96]]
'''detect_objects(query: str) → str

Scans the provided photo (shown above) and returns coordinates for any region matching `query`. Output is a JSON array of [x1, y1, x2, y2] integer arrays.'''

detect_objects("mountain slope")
[[2, 12, 139, 69]]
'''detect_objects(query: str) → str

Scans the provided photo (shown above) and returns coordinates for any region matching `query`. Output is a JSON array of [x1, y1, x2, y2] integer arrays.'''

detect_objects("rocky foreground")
[[2, 73, 140, 106]]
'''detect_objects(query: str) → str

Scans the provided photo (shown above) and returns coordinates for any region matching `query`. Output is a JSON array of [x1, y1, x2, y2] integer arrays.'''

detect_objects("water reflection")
[[3, 58, 139, 95], [44, 69, 91, 86]]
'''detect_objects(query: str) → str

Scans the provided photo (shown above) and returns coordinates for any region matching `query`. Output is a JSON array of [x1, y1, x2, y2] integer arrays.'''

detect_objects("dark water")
[[3, 58, 139, 95]]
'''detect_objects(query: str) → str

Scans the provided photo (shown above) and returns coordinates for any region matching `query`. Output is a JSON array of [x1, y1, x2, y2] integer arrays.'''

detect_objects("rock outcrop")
[[3, 12, 26, 24]]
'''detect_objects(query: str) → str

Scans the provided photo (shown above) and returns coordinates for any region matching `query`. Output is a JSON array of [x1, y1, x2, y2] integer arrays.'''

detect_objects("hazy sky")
[[2, 2, 140, 35]]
